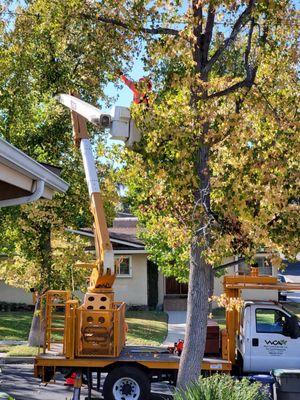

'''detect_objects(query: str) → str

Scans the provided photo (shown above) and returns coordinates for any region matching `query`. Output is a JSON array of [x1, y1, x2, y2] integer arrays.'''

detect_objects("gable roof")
[[66, 225, 145, 253]]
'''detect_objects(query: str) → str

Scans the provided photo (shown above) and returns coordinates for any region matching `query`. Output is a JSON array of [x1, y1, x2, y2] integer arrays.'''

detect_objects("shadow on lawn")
[[0, 312, 33, 341]]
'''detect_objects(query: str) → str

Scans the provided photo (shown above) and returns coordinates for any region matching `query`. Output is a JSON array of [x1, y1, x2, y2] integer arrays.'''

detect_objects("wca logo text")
[[265, 340, 287, 346]]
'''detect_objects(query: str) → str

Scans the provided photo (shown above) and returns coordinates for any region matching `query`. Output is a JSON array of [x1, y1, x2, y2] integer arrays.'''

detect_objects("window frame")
[[256, 256, 273, 276], [114, 255, 133, 278], [255, 308, 287, 335]]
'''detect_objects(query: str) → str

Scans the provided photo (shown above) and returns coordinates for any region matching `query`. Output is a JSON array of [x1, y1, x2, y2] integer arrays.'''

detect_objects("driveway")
[[162, 311, 187, 347]]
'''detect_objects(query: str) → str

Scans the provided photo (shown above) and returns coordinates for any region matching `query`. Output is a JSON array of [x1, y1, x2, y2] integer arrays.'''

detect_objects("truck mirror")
[[286, 315, 300, 339]]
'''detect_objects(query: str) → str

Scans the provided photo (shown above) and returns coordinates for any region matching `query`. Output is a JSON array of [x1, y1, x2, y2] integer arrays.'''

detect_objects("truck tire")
[[102, 365, 150, 400]]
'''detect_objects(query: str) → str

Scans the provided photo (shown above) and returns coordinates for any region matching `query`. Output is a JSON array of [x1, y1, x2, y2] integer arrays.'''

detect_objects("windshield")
[[282, 305, 299, 319]]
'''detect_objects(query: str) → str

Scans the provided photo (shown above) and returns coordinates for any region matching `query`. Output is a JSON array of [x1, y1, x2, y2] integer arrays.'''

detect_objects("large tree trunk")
[[28, 299, 43, 347], [208, 267, 215, 314], [28, 224, 51, 347], [177, 103, 213, 387], [177, 241, 212, 388]]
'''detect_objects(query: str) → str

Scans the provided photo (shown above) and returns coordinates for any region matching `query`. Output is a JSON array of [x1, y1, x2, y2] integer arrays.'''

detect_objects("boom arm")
[[57, 92, 142, 291], [71, 105, 115, 292]]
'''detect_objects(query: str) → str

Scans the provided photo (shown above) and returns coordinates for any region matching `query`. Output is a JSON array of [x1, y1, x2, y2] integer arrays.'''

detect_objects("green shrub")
[[0, 393, 15, 400], [175, 374, 270, 400]]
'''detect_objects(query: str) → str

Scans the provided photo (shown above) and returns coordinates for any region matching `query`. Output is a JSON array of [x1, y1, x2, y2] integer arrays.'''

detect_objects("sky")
[[101, 60, 146, 113], [100, 0, 300, 112]]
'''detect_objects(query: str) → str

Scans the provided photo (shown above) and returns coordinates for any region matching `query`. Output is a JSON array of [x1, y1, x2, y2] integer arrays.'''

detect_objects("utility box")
[[272, 369, 300, 400], [205, 320, 220, 354], [110, 106, 141, 146]]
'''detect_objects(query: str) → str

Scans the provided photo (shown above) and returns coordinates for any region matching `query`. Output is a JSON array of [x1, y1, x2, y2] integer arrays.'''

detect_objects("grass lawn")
[[126, 311, 168, 346], [0, 310, 168, 355], [0, 311, 33, 341]]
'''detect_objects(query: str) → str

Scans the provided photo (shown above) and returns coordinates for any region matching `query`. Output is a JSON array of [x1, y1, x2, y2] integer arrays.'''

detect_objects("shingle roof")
[[109, 227, 144, 247]]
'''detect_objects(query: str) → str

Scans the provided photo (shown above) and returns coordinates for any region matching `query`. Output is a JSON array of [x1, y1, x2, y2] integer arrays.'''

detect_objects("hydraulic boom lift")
[[34, 96, 231, 399], [34, 95, 300, 400]]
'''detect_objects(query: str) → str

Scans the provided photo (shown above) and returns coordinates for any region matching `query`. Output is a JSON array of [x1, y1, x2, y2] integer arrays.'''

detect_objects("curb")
[[0, 357, 34, 365]]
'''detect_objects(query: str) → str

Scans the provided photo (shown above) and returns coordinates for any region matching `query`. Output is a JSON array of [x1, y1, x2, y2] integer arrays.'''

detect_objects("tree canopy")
[[0, 0, 122, 291], [115, 0, 299, 385]]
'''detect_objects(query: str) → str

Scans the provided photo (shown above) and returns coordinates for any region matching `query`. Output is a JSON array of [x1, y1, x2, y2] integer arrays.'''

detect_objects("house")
[[0, 207, 287, 310], [68, 214, 157, 308], [0, 136, 69, 306], [0, 135, 295, 310], [69, 216, 287, 310], [213, 254, 280, 305]]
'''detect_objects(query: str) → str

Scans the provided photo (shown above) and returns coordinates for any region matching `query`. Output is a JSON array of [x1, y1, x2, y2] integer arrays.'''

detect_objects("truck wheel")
[[103, 365, 150, 400]]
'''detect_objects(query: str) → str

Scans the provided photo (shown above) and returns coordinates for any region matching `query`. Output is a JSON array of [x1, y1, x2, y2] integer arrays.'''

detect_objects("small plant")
[[0, 393, 15, 400], [174, 374, 270, 400]]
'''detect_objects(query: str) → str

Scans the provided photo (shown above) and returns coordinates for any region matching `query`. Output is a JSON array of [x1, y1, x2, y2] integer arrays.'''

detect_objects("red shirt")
[[120, 75, 150, 105]]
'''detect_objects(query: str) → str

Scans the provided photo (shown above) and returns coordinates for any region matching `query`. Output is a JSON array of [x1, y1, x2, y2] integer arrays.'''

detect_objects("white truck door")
[[238, 305, 252, 372], [249, 306, 300, 373]]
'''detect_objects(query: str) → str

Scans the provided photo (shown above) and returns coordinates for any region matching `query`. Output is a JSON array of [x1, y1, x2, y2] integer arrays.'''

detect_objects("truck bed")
[[34, 345, 231, 372]]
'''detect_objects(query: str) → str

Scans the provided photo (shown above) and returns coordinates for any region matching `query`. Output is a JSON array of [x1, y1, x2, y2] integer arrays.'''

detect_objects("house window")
[[114, 256, 132, 277], [256, 257, 273, 275]]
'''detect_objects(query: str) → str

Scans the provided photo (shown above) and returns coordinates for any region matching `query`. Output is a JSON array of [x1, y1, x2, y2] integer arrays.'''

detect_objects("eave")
[[0, 137, 69, 206]]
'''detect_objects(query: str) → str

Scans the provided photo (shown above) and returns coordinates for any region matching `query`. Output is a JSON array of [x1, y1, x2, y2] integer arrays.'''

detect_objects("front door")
[[165, 277, 188, 295], [249, 306, 300, 372]]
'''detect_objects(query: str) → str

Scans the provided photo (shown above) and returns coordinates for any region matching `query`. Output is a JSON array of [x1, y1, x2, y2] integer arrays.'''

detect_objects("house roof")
[[109, 227, 144, 249], [66, 224, 145, 253], [0, 137, 69, 206]]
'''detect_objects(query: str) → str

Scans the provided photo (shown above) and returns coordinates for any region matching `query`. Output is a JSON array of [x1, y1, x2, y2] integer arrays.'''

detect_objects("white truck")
[[238, 301, 300, 373], [222, 272, 300, 377]]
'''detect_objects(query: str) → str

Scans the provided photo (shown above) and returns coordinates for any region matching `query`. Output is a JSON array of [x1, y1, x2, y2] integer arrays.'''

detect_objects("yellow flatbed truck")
[[33, 95, 231, 399], [34, 344, 231, 399]]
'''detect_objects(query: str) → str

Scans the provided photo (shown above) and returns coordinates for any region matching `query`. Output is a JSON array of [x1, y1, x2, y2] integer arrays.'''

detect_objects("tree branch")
[[192, 1, 204, 71], [254, 83, 281, 124], [213, 257, 246, 271], [202, 3, 216, 66], [80, 13, 180, 36], [206, 17, 257, 100], [203, 0, 256, 74], [245, 18, 256, 81], [206, 78, 250, 99]]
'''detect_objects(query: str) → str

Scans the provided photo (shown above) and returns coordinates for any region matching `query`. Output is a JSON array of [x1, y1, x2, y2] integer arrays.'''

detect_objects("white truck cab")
[[238, 301, 300, 373]]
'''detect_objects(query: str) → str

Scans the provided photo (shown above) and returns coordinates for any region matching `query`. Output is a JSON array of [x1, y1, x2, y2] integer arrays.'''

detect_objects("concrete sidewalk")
[[162, 311, 187, 347]]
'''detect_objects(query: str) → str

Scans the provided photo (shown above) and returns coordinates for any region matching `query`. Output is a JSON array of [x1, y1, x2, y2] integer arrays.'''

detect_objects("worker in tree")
[[119, 71, 152, 107]]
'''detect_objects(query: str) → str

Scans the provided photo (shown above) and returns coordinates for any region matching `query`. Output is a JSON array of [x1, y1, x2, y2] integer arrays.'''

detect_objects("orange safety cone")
[[65, 372, 76, 386]]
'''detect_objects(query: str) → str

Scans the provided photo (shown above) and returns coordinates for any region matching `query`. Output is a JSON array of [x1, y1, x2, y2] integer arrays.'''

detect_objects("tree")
[[0, 0, 124, 343], [113, 0, 299, 387], [1, 0, 299, 388]]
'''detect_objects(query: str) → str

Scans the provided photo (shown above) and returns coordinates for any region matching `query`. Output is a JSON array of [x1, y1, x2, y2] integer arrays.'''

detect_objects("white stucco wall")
[[0, 253, 148, 307], [0, 280, 33, 304], [114, 253, 148, 305]]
